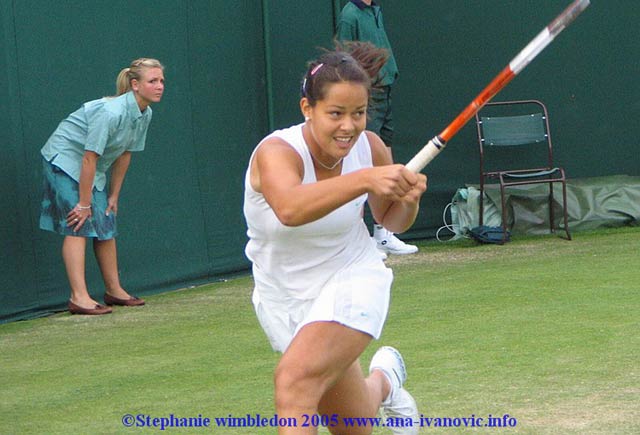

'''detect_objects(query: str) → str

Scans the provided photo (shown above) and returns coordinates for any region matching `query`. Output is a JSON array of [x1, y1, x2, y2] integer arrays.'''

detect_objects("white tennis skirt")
[[252, 261, 393, 353]]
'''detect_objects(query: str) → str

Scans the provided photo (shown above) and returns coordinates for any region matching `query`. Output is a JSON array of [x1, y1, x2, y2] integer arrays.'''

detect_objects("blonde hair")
[[115, 58, 164, 96]]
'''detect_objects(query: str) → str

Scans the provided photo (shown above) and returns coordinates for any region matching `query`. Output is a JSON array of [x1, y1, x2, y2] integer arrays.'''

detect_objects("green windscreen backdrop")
[[1, 1, 638, 322]]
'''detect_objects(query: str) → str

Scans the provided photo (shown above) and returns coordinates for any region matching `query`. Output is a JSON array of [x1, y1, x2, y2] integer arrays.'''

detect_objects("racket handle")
[[405, 136, 447, 173]]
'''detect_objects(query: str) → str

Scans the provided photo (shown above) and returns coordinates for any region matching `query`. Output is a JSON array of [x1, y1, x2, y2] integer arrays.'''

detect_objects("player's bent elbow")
[[273, 208, 303, 227]]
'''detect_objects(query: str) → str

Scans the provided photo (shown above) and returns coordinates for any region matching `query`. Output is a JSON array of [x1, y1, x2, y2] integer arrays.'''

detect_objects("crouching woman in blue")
[[244, 42, 427, 435], [40, 58, 164, 315]]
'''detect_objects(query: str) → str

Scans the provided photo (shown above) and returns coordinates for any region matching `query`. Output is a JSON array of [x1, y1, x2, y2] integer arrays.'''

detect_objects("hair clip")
[[302, 63, 324, 96], [310, 63, 324, 76]]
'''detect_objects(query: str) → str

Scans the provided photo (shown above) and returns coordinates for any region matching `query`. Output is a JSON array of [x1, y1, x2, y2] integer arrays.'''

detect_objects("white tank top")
[[243, 123, 382, 300]]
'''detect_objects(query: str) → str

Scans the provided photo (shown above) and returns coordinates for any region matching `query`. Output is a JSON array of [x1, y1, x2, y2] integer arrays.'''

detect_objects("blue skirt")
[[39, 158, 117, 240]]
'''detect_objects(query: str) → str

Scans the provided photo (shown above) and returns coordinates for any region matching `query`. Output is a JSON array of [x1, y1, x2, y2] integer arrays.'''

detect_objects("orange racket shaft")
[[406, 0, 591, 173]]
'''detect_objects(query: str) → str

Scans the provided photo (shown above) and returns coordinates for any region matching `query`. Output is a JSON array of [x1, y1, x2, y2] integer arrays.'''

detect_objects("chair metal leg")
[[479, 187, 485, 226], [500, 183, 508, 244], [562, 179, 571, 240], [549, 181, 556, 234]]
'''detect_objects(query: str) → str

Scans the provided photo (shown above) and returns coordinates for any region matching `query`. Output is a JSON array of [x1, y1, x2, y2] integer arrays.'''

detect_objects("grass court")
[[1, 227, 638, 434]]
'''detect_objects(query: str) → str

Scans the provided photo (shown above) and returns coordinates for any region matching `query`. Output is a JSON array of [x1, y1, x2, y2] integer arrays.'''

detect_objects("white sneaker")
[[374, 226, 418, 255], [370, 237, 388, 260], [369, 346, 419, 435]]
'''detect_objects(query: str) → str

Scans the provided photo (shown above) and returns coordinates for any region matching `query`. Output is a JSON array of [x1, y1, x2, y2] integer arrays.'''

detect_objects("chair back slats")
[[481, 113, 546, 146]]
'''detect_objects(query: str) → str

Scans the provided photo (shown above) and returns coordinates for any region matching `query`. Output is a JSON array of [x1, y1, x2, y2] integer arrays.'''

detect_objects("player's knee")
[[274, 360, 324, 409]]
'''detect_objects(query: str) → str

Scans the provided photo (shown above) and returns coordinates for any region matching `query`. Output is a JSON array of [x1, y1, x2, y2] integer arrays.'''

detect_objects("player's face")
[[132, 67, 165, 110], [303, 81, 368, 164]]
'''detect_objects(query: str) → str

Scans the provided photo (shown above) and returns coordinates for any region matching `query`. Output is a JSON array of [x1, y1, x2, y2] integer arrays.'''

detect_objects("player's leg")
[[319, 346, 420, 435], [317, 359, 388, 435], [273, 321, 375, 435]]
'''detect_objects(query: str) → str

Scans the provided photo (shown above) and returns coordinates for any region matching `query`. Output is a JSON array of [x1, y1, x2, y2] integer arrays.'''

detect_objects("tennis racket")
[[406, 0, 591, 173]]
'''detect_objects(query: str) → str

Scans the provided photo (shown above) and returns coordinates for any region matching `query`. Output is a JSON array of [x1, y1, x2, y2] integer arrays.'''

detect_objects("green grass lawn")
[[1, 227, 638, 434]]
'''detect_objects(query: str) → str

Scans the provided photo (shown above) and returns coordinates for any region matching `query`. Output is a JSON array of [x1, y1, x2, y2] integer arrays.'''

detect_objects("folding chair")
[[475, 100, 571, 243]]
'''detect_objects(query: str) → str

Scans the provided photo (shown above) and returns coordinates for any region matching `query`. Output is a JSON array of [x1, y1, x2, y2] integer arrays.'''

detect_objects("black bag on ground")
[[469, 225, 510, 244]]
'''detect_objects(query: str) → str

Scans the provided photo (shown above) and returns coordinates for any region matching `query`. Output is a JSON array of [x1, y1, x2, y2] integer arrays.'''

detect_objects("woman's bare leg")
[[273, 321, 388, 435], [318, 360, 390, 435], [93, 238, 132, 299], [62, 235, 99, 307]]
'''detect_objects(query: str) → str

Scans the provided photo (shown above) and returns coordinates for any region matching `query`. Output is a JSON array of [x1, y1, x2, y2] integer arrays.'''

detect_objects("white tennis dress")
[[244, 123, 393, 352]]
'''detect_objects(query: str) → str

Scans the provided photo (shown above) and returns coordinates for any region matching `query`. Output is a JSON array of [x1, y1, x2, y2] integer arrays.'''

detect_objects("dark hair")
[[301, 40, 388, 106]]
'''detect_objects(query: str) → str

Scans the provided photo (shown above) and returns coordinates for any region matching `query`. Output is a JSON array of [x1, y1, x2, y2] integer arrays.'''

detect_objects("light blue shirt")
[[41, 91, 152, 191]]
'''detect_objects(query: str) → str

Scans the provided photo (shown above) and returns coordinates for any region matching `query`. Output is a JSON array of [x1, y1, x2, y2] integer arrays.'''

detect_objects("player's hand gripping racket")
[[406, 0, 591, 173]]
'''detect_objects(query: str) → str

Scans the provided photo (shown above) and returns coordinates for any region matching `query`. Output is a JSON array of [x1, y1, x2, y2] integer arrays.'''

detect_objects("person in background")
[[243, 41, 425, 435], [336, 0, 419, 256], [40, 58, 165, 315]]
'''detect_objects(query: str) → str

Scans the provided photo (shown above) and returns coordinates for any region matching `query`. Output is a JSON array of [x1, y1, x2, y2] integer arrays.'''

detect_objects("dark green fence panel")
[[0, 0, 36, 319], [185, 1, 267, 276]]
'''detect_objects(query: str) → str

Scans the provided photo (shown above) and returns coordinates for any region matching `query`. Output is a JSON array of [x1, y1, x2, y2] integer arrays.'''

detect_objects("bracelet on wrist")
[[76, 204, 92, 210]]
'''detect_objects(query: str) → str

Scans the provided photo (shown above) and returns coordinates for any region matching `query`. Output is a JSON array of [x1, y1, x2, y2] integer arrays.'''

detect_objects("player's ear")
[[300, 97, 312, 120]]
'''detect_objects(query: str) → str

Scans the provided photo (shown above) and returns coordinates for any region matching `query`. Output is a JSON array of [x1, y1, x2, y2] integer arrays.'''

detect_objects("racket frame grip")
[[405, 136, 447, 173]]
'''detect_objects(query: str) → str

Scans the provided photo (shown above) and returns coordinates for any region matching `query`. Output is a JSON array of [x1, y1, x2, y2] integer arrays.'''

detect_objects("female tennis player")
[[40, 58, 164, 315], [243, 42, 426, 435]]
